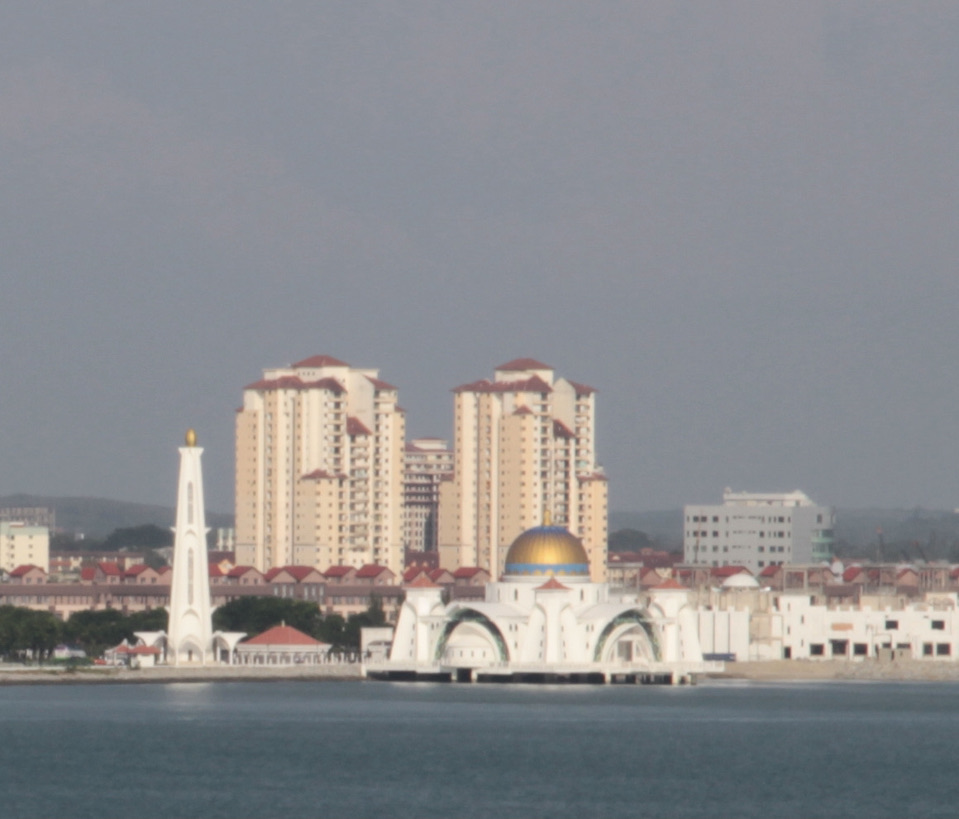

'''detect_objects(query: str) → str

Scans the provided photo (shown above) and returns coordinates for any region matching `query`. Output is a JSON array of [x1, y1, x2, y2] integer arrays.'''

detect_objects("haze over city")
[[3, 3, 958, 515]]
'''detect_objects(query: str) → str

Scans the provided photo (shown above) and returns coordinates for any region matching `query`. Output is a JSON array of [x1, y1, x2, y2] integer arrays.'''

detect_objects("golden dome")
[[185, 428, 197, 447], [504, 524, 589, 578]]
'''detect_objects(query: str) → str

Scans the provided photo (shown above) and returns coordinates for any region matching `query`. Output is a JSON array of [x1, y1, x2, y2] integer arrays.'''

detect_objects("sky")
[[2, 2, 959, 516]]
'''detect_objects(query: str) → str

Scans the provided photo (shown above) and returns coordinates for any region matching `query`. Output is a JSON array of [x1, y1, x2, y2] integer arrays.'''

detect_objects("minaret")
[[167, 429, 214, 665]]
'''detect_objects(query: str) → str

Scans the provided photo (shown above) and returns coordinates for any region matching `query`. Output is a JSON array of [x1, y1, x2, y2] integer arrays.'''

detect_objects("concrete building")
[[684, 489, 834, 573], [403, 438, 454, 554], [371, 521, 714, 684], [0, 522, 49, 574], [235, 354, 406, 574], [438, 359, 608, 581]]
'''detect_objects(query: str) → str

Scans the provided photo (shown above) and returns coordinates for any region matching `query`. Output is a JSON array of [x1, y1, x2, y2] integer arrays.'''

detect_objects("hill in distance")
[[0, 494, 234, 539]]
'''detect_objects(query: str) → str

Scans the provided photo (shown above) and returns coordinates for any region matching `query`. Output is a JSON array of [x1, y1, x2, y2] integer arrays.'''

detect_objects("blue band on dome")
[[505, 562, 589, 575]]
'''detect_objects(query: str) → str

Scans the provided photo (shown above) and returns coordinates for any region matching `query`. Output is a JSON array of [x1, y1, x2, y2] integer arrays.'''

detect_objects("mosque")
[[368, 517, 717, 684]]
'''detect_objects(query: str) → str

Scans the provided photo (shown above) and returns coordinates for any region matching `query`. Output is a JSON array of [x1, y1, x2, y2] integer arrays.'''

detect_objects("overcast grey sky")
[[2, 2, 959, 515]]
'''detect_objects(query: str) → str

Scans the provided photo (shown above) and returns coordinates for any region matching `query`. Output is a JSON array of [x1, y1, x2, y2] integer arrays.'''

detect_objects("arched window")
[[187, 483, 195, 524]]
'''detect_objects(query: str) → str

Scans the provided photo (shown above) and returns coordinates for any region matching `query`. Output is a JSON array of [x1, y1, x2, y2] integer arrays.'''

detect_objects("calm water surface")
[[1, 679, 957, 818]]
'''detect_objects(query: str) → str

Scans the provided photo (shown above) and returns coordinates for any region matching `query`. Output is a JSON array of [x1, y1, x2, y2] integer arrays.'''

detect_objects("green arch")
[[434, 608, 510, 663], [592, 609, 660, 663]]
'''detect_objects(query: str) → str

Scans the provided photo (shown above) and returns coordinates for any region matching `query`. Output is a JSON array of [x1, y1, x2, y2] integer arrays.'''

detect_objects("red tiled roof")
[[158, 566, 172, 576], [228, 566, 260, 578], [80, 567, 96, 581], [244, 375, 346, 394], [452, 567, 485, 578], [710, 566, 749, 578], [266, 565, 321, 582], [536, 577, 569, 591], [301, 469, 348, 480], [115, 644, 161, 655], [403, 567, 428, 582], [453, 375, 553, 394], [347, 416, 372, 436], [553, 419, 574, 439], [652, 578, 688, 591], [513, 405, 534, 415], [324, 565, 355, 577], [760, 565, 780, 577], [98, 562, 122, 576], [406, 575, 441, 588], [567, 380, 596, 395], [244, 625, 325, 646], [9, 564, 44, 577], [356, 564, 390, 578], [124, 564, 151, 577], [293, 354, 349, 368], [429, 568, 453, 582], [209, 565, 224, 577], [496, 358, 552, 371], [843, 567, 862, 582], [264, 567, 283, 581], [366, 375, 397, 391], [578, 472, 608, 482]]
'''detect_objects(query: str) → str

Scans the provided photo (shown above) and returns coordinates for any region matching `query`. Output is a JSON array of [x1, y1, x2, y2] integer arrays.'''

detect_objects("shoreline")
[[0, 663, 364, 686], [4, 658, 959, 685]]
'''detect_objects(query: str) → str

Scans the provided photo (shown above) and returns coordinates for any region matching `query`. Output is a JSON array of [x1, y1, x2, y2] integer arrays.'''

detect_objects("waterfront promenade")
[[4, 658, 959, 684]]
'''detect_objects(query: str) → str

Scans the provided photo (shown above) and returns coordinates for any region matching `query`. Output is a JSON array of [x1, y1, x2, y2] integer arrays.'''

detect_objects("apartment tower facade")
[[235, 355, 405, 574], [403, 438, 454, 554], [438, 359, 608, 581]]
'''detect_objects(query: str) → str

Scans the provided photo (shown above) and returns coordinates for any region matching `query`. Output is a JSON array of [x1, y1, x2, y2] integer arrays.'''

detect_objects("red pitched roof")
[[265, 565, 321, 582], [406, 575, 441, 588], [567, 379, 596, 395], [80, 567, 96, 581], [553, 419, 574, 438], [301, 469, 348, 480], [115, 644, 161, 655], [513, 405, 534, 415], [760, 565, 780, 577], [403, 567, 429, 582], [124, 564, 151, 577], [209, 565, 224, 577], [324, 565, 355, 578], [453, 375, 553, 394], [9, 564, 44, 577], [843, 566, 863, 583], [243, 625, 324, 646], [536, 577, 570, 591], [244, 375, 346, 394], [496, 358, 551, 371], [347, 416, 372, 436], [356, 564, 390, 578], [652, 578, 688, 591], [366, 375, 397, 391], [429, 568, 453, 582], [98, 562, 122, 576], [228, 566, 260, 578], [453, 567, 485, 578], [293, 354, 349, 368], [710, 566, 749, 578]]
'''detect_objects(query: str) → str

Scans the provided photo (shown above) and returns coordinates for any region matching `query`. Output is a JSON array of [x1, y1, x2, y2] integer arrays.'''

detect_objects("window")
[[810, 644, 824, 656], [932, 620, 945, 630], [853, 643, 868, 657], [937, 643, 951, 656], [885, 619, 899, 630], [923, 643, 934, 656]]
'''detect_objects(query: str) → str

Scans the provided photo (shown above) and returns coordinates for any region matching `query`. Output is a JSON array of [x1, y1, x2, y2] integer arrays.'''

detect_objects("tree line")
[[0, 596, 387, 662]]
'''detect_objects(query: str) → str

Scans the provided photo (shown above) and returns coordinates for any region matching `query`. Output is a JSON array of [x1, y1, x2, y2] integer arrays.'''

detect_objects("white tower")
[[167, 429, 214, 664]]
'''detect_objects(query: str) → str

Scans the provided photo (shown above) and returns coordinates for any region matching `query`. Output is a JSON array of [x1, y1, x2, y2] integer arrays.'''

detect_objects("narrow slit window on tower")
[[187, 483, 195, 524]]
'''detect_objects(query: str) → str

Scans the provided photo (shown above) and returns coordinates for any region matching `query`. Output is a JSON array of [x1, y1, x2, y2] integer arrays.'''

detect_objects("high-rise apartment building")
[[235, 355, 405, 574], [403, 438, 454, 554], [438, 359, 608, 581], [683, 489, 835, 573], [0, 521, 50, 573]]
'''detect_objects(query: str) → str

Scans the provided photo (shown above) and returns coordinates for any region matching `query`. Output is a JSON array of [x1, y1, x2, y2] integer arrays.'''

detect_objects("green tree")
[[342, 596, 386, 649], [63, 610, 133, 658], [212, 597, 323, 638], [102, 524, 172, 552]]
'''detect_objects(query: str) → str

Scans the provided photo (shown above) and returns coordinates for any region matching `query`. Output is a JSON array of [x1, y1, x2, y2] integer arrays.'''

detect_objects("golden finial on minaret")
[[543, 509, 552, 527], [185, 428, 197, 447]]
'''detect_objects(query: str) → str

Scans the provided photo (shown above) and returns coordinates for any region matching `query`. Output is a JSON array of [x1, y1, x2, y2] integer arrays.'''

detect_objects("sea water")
[[1, 679, 957, 818]]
